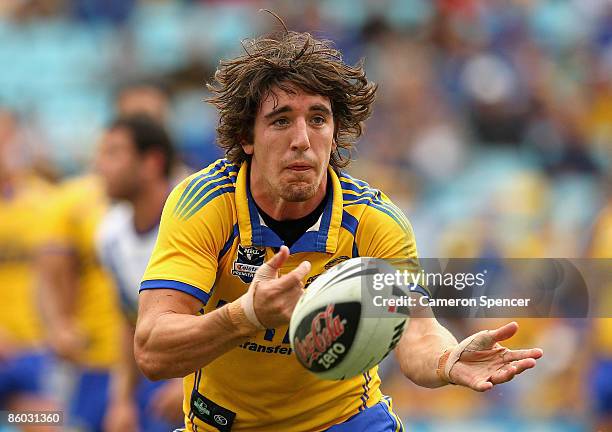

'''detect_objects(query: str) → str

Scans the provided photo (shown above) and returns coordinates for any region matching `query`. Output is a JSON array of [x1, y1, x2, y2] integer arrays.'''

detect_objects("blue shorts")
[[0, 351, 52, 407], [136, 378, 184, 432], [590, 358, 612, 414], [68, 368, 111, 432], [68, 369, 181, 432], [327, 396, 404, 432]]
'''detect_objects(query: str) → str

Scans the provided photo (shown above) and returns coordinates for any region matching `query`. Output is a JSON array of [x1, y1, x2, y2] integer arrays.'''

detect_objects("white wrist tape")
[[444, 330, 489, 382], [240, 281, 265, 330]]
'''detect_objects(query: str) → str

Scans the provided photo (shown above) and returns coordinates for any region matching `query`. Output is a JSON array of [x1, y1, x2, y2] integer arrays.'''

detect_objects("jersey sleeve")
[[354, 192, 429, 297], [140, 178, 232, 306], [38, 184, 78, 252]]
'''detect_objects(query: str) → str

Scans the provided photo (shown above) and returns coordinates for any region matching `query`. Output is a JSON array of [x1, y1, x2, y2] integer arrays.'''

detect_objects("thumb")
[[489, 321, 519, 344], [275, 260, 312, 291], [292, 260, 312, 281], [254, 245, 290, 281]]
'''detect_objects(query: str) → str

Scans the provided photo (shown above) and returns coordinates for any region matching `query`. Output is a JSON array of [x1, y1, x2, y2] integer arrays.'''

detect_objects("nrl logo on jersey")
[[231, 245, 266, 283]]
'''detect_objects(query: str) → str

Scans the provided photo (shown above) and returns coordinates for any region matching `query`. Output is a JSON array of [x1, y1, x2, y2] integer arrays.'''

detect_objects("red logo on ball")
[[294, 304, 345, 368]]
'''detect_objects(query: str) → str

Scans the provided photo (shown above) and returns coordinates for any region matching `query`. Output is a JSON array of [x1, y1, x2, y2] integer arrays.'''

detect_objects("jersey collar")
[[235, 161, 343, 254]]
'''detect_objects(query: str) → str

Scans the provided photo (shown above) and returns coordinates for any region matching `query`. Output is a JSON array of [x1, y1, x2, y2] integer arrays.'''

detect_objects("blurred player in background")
[[114, 80, 171, 126], [95, 115, 183, 432], [135, 26, 543, 431], [36, 79, 178, 432], [0, 108, 58, 429], [37, 167, 121, 431]]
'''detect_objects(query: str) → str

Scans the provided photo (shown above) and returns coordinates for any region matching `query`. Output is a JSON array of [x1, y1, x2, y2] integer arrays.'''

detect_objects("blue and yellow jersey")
[[41, 175, 120, 368], [0, 175, 53, 346], [142, 159, 416, 432]]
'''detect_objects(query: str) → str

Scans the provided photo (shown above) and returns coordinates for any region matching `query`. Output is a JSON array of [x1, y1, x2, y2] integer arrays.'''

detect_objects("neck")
[[250, 172, 328, 221], [130, 178, 169, 233]]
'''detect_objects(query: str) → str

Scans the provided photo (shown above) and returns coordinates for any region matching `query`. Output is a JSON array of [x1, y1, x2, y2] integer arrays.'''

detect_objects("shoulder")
[[338, 171, 411, 231], [52, 174, 106, 212], [158, 159, 239, 251], [338, 171, 417, 258], [16, 173, 55, 203], [168, 158, 239, 221], [58, 174, 101, 196]]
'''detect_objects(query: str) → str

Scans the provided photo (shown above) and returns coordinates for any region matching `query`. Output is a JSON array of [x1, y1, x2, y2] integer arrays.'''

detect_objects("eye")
[[311, 115, 326, 125], [272, 118, 289, 127]]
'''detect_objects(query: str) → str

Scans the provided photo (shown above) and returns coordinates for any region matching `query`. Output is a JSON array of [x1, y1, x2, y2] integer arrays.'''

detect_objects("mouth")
[[286, 163, 313, 172]]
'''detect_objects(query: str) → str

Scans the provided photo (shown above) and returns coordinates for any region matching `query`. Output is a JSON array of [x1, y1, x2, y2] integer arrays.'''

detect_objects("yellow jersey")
[[588, 203, 612, 355], [142, 159, 417, 432], [0, 175, 52, 346], [42, 175, 120, 369]]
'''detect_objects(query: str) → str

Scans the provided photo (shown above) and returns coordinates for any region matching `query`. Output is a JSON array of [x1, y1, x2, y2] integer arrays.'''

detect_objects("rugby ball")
[[289, 257, 411, 380]]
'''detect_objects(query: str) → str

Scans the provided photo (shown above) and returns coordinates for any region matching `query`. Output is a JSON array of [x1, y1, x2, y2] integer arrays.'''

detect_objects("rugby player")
[[135, 29, 543, 431], [0, 108, 58, 429], [96, 115, 183, 432], [38, 168, 121, 432]]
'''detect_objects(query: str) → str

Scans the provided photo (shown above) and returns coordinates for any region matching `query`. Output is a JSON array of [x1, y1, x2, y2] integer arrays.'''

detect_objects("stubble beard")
[[279, 182, 318, 202], [271, 171, 320, 202]]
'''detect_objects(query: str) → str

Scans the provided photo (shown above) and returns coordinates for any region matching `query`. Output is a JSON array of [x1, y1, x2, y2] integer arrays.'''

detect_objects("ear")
[[241, 138, 254, 155]]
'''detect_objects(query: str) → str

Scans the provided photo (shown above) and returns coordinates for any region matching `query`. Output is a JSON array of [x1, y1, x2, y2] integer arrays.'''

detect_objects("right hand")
[[104, 398, 139, 432], [250, 245, 311, 329]]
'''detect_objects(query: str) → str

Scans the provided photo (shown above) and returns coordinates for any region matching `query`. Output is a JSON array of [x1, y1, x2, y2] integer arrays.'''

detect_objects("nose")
[[290, 118, 311, 152]]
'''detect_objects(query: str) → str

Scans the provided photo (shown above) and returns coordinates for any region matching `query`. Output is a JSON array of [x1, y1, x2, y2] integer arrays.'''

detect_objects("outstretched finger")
[[490, 364, 518, 385], [473, 380, 494, 392], [265, 245, 290, 270], [490, 358, 536, 385], [276, 261, 312, 290], [255, 246, 290, 280], [510, 358, 537, 375], [502, 348, 544, 363], [489, 321, 519, 343], [290, 260, 312, 282]]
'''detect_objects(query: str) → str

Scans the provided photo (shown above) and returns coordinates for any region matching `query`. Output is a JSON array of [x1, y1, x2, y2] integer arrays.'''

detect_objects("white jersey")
[[97, 203, 159, 324]]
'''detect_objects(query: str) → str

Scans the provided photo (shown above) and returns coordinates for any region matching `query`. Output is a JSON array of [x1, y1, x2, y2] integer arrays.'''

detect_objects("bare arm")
[[37, 250, 87, 361], [395, 312, 458, 388], [396, 310, 544, 391], [111, 319, 141, 401], [134, 289, 257, 380], [37, 251, 78, 324], [134, 246, 311, 381], [104, 319, 141, 432]]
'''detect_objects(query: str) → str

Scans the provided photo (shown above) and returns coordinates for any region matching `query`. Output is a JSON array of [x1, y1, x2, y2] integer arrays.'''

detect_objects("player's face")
[[95, 128, 142, 200], [244, 84, 336, 203]]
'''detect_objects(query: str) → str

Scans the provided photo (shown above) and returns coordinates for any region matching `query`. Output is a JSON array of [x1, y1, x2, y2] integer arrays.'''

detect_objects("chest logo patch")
[[231, 245, 266, 283]]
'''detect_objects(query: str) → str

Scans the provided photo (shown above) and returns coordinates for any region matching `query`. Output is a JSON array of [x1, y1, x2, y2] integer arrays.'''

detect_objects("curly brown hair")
[[206, 29, 377, 169]]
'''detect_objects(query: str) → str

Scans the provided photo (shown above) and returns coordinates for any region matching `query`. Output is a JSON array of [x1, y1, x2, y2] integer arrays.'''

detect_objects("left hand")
[[149, 379, 184, 424], [441, 322, 543, 391]]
